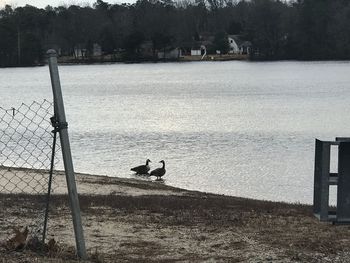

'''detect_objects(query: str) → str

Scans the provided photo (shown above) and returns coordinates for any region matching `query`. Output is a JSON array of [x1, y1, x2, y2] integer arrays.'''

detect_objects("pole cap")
[[47, 49, 57, 57]]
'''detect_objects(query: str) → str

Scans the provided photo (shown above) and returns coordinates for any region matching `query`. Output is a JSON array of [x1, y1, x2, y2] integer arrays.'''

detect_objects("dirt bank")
[[1, 171, 349, 262]]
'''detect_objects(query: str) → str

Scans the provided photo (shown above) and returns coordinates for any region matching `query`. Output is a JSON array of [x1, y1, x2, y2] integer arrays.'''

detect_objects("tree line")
[[1, 0, 350, 67]]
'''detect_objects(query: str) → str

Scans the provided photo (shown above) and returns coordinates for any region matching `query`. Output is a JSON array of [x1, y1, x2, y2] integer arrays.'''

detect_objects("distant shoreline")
[[55, 53, 250, 65], [2, 55, 350, 69]]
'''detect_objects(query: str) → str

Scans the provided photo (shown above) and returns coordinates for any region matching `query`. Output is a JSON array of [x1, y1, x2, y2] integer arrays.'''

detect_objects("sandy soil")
[[1, 167, 350, 262]]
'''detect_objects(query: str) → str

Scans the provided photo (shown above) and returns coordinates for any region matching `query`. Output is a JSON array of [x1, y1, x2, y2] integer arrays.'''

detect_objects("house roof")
[[228, 35, 243, 46], [228, 35, 252, 47], [189, 35, 214, 50], [200, 35, 214, 47], [158, 46, 180, 52]]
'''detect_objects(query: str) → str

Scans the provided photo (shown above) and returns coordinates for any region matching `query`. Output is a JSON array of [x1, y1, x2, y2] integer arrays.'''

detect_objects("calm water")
[[1, 61, 350, 204]]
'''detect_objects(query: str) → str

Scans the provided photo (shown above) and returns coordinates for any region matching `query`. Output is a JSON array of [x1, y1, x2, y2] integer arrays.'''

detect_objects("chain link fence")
[[0, 52, 87, 259], [0, 100, 59, 242]]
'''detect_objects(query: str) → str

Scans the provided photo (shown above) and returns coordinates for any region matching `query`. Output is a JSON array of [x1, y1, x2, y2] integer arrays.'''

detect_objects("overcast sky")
[[1, 0, 293, 8], [0, 0, 134, 8]]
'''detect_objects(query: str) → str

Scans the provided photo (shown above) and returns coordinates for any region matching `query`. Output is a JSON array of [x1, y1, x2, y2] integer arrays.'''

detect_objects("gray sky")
[[0, 0, 293, 8], [0, 0, 134, 8]]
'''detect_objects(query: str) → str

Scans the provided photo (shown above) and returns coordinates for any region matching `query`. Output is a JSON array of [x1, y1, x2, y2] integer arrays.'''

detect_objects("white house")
[[228, 35, 240, 54], [228, 35, 251, 55], [191, 45, 206, 56], [191, 49, 201, 56], [73, 46, 87, 58]]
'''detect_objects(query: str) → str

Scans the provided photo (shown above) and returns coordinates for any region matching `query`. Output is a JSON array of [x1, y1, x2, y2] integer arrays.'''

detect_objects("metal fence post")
[[337, 141, 350, 222], [47, 49, 87, 259], [313, 139, 331, 221]]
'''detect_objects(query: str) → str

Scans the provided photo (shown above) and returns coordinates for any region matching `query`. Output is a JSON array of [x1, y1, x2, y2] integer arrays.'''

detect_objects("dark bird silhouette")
[[150, 160, 166, 180], [131, 159, 151, 175]]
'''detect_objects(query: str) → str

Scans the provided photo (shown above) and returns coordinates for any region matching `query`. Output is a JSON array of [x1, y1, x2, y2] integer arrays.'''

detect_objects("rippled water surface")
[[1, 61, 350, 203]]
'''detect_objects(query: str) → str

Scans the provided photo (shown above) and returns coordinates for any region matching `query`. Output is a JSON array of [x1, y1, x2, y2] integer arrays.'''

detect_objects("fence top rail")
[[316, 140, 339, 145], [316, 138, 350, 146], [336, 137, 350, 142], [0, 99, 51, 111]]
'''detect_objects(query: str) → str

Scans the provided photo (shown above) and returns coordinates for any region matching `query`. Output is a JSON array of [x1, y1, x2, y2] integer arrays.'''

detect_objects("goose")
[[131, 159, 151, 175], [150, 160, 166, 180]]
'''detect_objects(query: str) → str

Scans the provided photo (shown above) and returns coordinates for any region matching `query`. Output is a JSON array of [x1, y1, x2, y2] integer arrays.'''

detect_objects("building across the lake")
[[190, 45, 206, 56], [188, 34, 252, 57], [228, 35, 252, 55], [93, 43, 102, 56], [157, 47, 182, 59]]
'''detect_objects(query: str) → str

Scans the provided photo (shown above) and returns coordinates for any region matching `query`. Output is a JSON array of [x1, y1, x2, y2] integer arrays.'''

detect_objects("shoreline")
[[1, 57, 350, 69], [1, 166, 307, 204], [1, 167, 350, 262]]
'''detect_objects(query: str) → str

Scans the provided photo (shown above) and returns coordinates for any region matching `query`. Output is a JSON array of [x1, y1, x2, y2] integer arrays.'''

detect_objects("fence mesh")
[[0, 100, 59, 241]]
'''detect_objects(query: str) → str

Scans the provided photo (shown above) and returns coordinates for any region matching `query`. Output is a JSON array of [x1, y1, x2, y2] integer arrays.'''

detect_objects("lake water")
[[1, 61, 350, 204]]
